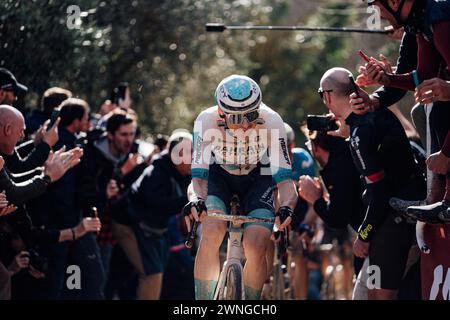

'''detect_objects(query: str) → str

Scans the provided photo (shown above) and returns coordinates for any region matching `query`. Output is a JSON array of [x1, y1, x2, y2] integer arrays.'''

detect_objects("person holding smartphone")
[[318, 67, 426, 300]]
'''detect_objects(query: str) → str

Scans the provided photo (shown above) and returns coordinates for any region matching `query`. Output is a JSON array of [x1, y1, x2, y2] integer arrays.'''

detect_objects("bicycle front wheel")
[[219, 264, 243, 300]]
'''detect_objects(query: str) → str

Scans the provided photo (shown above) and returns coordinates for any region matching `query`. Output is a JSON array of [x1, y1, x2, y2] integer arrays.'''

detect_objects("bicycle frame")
[[209, 197, 275, 300], [213, 217, 246, 300]]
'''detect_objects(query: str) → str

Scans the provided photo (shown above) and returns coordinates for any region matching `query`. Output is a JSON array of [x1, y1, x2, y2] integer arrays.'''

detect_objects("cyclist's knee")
[[199, 220, 226, 249], [243, 226, 270, 260]]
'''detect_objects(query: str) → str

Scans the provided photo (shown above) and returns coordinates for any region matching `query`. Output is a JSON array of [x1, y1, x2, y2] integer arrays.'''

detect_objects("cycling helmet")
[[215, 75, 262, 115], [291, 148, 316, 180], [284, 123, 295, 145], [364, 0, 407, 26]]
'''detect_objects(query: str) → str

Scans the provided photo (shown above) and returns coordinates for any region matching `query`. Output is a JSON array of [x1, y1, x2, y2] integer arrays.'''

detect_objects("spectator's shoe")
[[406, 200, 450, 224], [389, 197, 426, 214]]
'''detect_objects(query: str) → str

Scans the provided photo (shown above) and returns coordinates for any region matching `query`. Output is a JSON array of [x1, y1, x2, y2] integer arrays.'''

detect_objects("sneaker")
[[406, 200, 450, 224]]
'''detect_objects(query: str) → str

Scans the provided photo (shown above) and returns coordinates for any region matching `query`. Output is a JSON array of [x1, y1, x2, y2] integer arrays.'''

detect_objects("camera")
[[306, 115, 339, 132]]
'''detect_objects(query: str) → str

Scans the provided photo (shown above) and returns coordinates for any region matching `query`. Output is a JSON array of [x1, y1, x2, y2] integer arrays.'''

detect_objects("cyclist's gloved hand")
[[183, 198, 207, 223], [275, 206, 293, 231]]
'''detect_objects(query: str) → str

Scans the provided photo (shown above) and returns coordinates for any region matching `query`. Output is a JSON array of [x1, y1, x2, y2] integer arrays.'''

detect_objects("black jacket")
[[78, 135, 146, 219], [313, 139, 365, 232], [129, 152, 190, 229], [3, 140, 51, 174], [345, 109, 426, 242], [28, 127, 83, 229]]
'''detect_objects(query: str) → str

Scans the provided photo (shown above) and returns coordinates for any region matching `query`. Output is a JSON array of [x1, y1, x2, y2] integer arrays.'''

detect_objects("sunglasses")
[[318, 88, 333, 100], [225, 110, 259, 125]]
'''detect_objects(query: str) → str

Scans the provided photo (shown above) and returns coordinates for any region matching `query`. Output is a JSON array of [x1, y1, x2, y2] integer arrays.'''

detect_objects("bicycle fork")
[[214, 225, 246, 300]]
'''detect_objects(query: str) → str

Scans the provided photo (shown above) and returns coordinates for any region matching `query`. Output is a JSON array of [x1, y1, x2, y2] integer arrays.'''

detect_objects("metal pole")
[[206, 23, 390, 35]]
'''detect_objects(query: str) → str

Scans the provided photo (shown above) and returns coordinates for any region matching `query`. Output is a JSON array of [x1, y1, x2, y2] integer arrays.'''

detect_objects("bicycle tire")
[[219, 264, 243, 300], [272, 265, 285, 300]]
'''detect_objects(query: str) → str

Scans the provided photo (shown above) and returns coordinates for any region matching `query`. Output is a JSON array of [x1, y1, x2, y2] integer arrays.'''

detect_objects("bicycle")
[[265, 224, 290, 300], [319, 239, 351, 300], [185, 195, 279, 300]]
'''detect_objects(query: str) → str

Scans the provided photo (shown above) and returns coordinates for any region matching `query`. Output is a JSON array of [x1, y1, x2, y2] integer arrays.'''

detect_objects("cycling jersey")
[[345, 108, 426, 242], [291, 148, 316, 180], [192, 103, 292, 183]]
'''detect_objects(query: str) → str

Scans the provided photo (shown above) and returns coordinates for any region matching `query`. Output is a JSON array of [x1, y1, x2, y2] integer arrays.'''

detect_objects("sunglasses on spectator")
[[318, 88, 333, 100]]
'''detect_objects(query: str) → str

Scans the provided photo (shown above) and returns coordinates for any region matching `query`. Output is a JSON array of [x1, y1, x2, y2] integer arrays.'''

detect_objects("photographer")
[[318, 67, 426, 299], [298, 129, 365, 299]]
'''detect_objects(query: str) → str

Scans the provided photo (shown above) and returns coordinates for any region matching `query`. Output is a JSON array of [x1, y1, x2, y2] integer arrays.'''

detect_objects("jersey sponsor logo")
[[193, 131, 203, 164], [358, 224, 373, 241], [350, 130, 367, 170], [279, 138, 291, 166]]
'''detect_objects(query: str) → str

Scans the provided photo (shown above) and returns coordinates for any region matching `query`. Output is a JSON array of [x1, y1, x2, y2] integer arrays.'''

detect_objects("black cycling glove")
[[183, 198, 207, 218]]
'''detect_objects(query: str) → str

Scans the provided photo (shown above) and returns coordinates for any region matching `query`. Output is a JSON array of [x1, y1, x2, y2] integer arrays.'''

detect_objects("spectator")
[[299, 129, 365, 260], [111, 130, 192, 300], [318, 67, 426, 299], [0, 70, 58, 175], [78, 109, 147, 292], [0, 105, 96, 300], [25, 87, 72, 138], [31, 98, 105, 299], [0, 68, 27, 106]]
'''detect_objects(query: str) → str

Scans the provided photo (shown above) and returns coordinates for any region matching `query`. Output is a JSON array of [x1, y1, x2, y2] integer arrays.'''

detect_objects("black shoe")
[[389, 197, 426, 213], [438, 207, 450, 223], [406, 200, 450, 224]]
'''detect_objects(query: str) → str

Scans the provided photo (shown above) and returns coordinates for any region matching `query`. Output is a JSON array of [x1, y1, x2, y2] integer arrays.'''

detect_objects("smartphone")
[[348, 75, 360, 98], [306, 115, 339, 132], [47, 108, 60, 131], [111, 82, 129, 106], [358, 50, 370, 63]]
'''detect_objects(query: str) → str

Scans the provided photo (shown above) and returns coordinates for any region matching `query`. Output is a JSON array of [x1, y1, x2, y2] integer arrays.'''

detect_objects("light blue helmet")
[[291, 148, 316, 180], [215, 75, 262, 115]]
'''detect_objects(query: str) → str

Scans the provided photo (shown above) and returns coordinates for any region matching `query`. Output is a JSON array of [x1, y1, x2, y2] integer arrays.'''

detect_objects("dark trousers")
[[43, 233, 105, 299]]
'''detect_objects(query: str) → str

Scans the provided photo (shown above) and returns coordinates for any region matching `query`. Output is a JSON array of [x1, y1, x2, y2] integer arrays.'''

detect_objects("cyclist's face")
[[227, 122, 257, 131]]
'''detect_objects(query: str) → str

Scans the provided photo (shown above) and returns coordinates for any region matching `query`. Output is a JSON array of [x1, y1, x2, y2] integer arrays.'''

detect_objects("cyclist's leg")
[[194, 210, 227, 300], [195, 165, 232, 299], [241, 172, 275, 300], [243, 224, 272, 299]]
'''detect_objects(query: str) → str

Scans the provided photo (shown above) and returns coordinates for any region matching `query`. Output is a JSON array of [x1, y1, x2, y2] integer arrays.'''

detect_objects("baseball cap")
[[0, 68, 28, 95]]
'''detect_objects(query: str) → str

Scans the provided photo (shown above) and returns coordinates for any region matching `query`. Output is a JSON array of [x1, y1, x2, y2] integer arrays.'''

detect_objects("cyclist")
[[319, 67, 426, 300], [184, 75, 298, 300]]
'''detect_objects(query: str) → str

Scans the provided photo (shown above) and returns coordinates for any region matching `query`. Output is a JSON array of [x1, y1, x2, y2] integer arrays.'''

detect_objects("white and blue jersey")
[[192, 103, 293, 184]]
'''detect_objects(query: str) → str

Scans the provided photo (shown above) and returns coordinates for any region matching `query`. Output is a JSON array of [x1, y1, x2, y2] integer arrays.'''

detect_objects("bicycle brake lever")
[[185, 220, 199, 249]]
